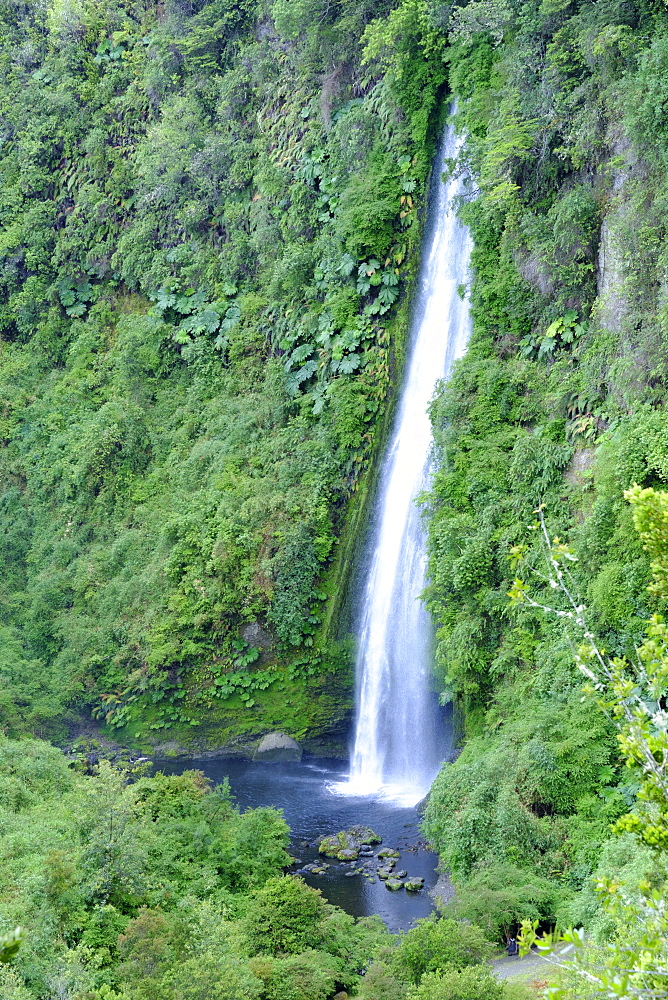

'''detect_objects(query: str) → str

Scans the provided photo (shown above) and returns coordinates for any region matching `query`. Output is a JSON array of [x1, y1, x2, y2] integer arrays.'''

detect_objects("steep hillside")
[[415, 0, 668, 947], [0, 0, 446, 751]]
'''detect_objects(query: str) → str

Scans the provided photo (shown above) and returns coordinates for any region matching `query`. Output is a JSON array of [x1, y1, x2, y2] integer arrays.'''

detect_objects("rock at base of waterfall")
[[348, 824, 381, 845], [318, 826, 381, 857], [253, 732, 302, 762], [385, 878, 404, 890], [337, 848, 359, 861], [404, 877, 425, 891], [415, 794, 430, 815]]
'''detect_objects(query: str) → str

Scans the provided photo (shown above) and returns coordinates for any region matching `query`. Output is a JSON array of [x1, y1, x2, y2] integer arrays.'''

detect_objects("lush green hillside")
[[410, 0, 668, 973], [0, 0, 447, 750]]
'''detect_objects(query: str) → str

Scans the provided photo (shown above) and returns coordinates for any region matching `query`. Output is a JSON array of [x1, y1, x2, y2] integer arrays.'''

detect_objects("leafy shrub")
[[249, 949, 342, 1000], [356, 963, 409, 1000], [406, 967, 505, 1000], [336, 148, 401, 258], [241, 877, 328, 956], [390, 917, 494, 985], [164, 952, 263, 1000]]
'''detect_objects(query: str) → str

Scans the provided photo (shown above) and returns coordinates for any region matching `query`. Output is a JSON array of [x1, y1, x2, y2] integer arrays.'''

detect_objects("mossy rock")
[[319, 832, 352, 857], [348, 824, 381, 845], [377, 848, 400, 859], [385, 878, 404, 890], [404, 878, 425, 892], [319, 826, 380, 857]]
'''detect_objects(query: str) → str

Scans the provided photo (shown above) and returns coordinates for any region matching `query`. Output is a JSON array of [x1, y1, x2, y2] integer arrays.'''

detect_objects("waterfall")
[[337, 114, 472, 806]]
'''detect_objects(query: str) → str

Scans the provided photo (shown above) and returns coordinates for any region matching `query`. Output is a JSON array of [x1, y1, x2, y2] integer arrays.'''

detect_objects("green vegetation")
[[0, 739, 383, 998], [509, 495, 668, 996], [6, 0, 668, 993], [0, 0, 445, 748], [0, 739, 537, 1000], [407, 0, 668, 988]]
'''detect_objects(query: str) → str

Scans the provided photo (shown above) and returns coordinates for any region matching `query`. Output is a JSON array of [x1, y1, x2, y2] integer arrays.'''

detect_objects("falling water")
[[338, 114, 472, 806]]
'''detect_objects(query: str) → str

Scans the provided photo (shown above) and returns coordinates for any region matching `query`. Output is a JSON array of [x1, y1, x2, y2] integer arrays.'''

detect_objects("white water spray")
[[336, 115, 472, 806]]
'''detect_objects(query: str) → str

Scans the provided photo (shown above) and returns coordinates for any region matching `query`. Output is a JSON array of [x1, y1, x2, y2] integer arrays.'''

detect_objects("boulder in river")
[[337, 848, 359, 861], [377, 848, 400, 859], [318, 825, 380, 858], [319, 832, 356, 857], [348, 824, 382, 845], [404, 877, 425, 892], [385, 878, 404, 890], [253, 732, 302, 762]]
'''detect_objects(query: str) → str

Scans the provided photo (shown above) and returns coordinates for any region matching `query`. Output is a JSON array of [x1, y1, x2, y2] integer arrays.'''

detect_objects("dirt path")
[[492, 952, 551, 981], [429, 874, 552, 986]]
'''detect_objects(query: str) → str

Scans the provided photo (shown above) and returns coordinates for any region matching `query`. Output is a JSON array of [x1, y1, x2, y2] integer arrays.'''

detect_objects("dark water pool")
[[154, 756, 441, 932]]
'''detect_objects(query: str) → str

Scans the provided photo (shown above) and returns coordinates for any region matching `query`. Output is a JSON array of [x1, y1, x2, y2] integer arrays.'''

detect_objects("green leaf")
[[57, 284, 76, 307], [288, 343, 315, 368], [337, 353, 361, 374], [172, 329, 192, 345], [338, 254, 356, 277], [66, 302, 87, 317], [538, 335, 556, 357]]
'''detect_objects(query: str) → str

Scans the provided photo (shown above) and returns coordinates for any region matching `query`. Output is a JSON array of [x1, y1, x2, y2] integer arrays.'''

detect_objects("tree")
[[241, 877, 328, 956], [391, 917, 494, 985], [509, 491, 668, 998]]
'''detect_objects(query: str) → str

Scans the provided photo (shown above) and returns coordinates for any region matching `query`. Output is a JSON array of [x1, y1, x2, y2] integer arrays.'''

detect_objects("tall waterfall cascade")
[[337, 117, 473, 806]]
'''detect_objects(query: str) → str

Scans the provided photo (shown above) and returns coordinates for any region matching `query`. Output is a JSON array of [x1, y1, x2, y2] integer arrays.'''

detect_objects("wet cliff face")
[[347, 121, 471, 803]]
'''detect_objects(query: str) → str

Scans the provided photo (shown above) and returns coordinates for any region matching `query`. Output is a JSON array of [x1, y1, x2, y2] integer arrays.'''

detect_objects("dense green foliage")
[[409, 0, 668, 960], [506, 494, 668, 997], [0, 0, 446, 747], [7, 0, 668, 991], [0, 738, 395, 998], [0, 738, 538, 1000]]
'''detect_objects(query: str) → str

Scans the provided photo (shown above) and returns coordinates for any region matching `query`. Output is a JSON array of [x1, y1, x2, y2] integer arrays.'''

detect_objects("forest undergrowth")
[[0, 0, 446, 749]]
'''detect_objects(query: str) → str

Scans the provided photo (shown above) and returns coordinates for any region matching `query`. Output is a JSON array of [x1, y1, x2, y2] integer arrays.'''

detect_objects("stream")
[[155, 755, 448, 933]]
